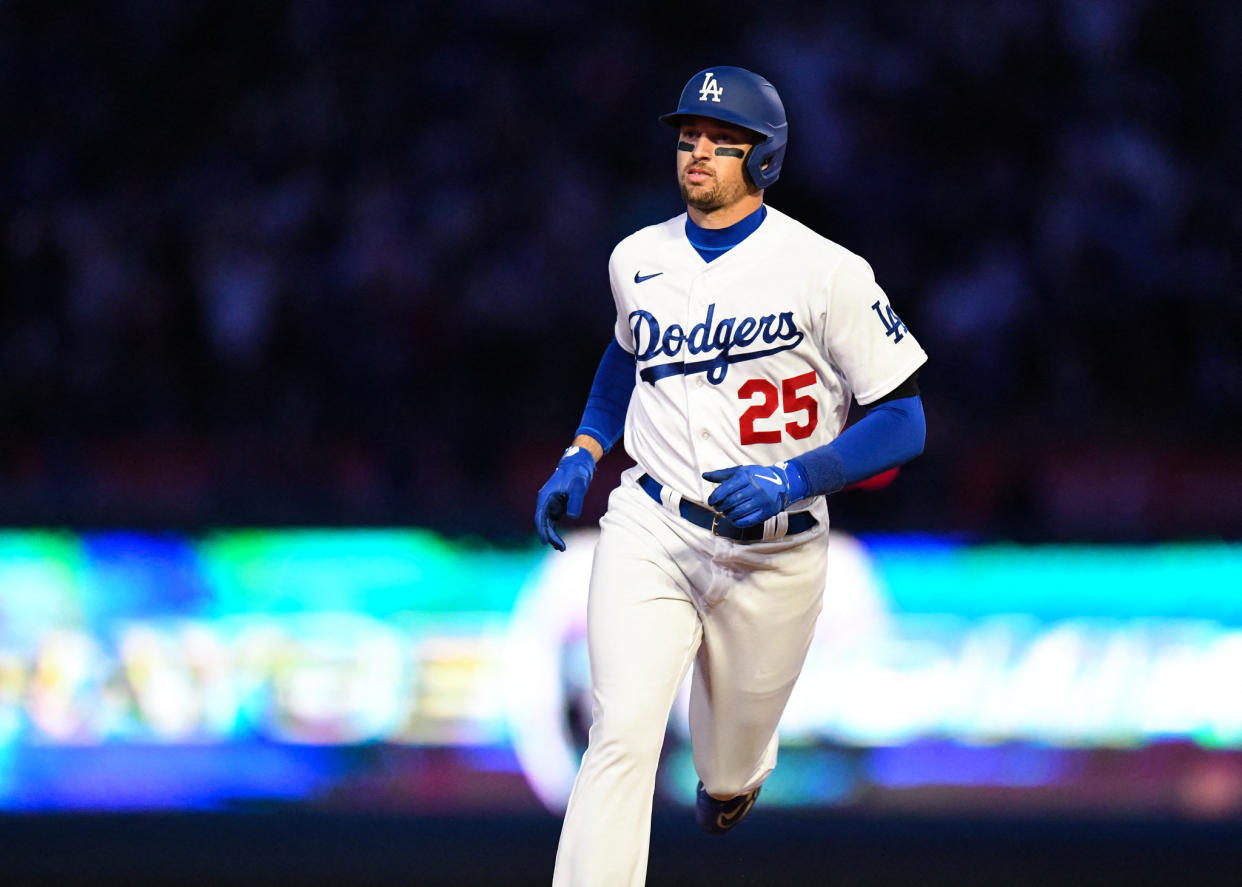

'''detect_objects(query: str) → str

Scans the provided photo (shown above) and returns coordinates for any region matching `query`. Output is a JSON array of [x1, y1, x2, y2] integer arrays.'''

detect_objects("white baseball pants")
[[552, 469, 828, 886]]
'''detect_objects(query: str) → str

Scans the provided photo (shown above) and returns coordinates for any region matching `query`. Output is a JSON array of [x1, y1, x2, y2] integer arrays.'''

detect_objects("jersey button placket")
[[681, 277, 699, 486], [687, 274, 718, 498]]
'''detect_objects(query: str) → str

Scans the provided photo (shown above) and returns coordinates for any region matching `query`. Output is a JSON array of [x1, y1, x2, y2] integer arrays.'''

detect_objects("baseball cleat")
[[695, 781, 761, 835]]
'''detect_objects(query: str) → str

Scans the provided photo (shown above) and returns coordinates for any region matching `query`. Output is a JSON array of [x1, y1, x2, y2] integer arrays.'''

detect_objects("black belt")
[[638, 473, 818, 543]]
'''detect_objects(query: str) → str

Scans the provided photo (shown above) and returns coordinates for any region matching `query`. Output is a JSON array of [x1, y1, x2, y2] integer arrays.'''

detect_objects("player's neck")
[[686, 193, 764, 229]]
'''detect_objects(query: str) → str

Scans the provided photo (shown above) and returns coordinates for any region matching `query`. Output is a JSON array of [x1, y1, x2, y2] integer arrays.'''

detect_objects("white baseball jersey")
[[609, 204, 928, 503]]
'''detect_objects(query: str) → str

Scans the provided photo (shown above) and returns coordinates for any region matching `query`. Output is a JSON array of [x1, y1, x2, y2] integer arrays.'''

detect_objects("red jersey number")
[[738, 372, 819, 445]]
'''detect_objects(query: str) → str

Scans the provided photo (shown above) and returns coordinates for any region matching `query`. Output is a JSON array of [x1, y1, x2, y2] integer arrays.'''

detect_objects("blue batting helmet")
[[660, 66, 788, 189]]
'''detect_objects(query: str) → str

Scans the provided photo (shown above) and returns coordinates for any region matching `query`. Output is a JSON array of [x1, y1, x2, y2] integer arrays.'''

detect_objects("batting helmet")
[[660, 66, 788, 189]]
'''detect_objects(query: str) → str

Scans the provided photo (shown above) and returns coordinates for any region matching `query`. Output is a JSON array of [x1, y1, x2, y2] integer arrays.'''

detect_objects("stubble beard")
[[680, 170, 748, 214]]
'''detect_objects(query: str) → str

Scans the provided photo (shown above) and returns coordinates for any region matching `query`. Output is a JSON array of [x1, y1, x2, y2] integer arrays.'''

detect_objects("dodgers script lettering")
[[631, 303, 805, 385]]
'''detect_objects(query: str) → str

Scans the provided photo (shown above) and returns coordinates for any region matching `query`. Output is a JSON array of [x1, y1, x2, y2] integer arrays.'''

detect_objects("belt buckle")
[[711, 511, 721, 536]]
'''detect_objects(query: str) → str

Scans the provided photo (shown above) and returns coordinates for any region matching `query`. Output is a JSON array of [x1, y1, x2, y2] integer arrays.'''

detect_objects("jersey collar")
[[684, 204, 767, 263]]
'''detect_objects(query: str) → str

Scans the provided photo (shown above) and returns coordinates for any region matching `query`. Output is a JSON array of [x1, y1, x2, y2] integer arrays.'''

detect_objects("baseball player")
[[535, 66, 928, 886]]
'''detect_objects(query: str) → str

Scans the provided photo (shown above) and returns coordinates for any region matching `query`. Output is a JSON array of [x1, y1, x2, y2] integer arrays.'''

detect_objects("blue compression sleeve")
[[787, 395, 926, 497], [574, 338, 636, 453]]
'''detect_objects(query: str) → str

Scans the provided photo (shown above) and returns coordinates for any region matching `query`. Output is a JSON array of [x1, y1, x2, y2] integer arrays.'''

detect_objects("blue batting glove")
[[702, 462, 803, 528], [535, 446, 597, 551]]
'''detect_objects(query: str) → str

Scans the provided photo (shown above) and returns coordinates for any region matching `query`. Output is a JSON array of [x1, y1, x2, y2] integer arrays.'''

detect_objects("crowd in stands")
[[3, 0, 1239, 541]]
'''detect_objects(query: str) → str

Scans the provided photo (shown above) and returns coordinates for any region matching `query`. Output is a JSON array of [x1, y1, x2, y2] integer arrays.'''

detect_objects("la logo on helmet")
[[698, 72, 723, 103]]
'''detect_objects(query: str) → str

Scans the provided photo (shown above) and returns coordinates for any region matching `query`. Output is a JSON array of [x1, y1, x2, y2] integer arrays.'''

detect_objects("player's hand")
[[535, 446, 597, 551], [702, 463, 795, 528]]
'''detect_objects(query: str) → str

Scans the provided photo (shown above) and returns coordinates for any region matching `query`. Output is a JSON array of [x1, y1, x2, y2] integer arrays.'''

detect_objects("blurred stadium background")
[[3, 0, 1241, 884]]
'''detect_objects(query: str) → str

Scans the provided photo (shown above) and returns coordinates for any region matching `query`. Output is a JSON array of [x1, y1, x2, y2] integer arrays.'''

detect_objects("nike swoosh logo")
[[757, 474, 782, 485], [634, 271, 663, 283], [716, 793, 758, 829]]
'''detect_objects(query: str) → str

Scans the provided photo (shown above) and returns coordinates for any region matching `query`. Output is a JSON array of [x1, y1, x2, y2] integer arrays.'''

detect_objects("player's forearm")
[[574, 337, 636, 455], [787, 395, 926, 498], [571, 434, 605, 462]]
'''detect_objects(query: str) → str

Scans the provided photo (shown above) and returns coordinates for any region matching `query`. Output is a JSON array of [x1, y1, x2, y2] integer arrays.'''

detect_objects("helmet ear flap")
[[741, 145, 761, 188], [743, 138, 786, 190]]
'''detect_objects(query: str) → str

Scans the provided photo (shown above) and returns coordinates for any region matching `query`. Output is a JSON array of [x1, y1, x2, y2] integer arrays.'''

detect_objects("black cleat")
[[695, 781, 761, 835]]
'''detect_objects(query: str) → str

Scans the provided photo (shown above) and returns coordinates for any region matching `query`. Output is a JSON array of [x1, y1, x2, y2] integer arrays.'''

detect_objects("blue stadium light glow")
[[0, 529, 1238, 814]]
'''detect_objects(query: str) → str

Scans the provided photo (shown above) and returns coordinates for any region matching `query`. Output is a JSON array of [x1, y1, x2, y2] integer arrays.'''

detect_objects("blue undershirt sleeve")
[[786, 395, 926, 498], [574, 338, 636, 453]]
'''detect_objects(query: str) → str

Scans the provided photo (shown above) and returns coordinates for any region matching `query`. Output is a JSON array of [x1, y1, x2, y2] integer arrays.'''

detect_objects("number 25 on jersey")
[[737, 371, 819, 444]]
